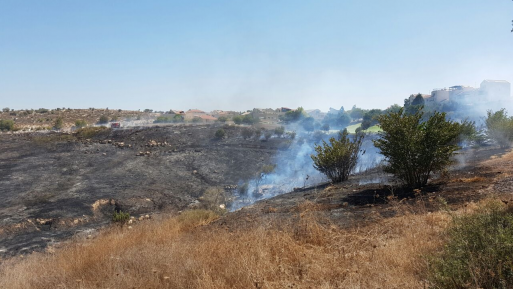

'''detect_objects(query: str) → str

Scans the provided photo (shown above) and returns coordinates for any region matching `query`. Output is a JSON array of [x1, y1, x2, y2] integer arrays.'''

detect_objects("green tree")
[[191, 116, 202, 123], [241, 127, 254, 139], [215, 129, 226, 139], [53, 117, 63, 130], [2, 107, 9, 113], [0, 119, 14, 131], [75, 120, 88, 128], [361, 109, 382, 130], [98, 115, 109, 124], [217, 116, 228, 123], [373, 107, 461, 187], [311, 129, 364, 183], [279, 107, 306, 123], [274, 126, 285, 137], [321, 123, 330, 131], [232, 115, 243, 125], [485, 108, 513, 148]]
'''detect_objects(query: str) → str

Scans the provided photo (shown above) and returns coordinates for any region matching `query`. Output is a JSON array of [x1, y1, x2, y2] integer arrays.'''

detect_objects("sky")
[[0, 0, 512, 112]]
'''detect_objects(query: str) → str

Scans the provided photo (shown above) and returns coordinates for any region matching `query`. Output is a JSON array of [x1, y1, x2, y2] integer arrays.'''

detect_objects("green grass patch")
[[345, 123, 382, 133], [427, 199, 513, 288]]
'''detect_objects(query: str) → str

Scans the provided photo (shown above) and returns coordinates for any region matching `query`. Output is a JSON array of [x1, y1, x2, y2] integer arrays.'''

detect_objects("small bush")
[[274, 126, 285, 136], [53, 117, 63, 130], [75, 120, 87, 128], [98, 115, 109, 124], [75, 126, 109, 139], [2, 107, 9, 113], [427, 200, 513, 288], [0, 119, 14, 131], [217, 116, 228, 123], [191, 116, 202, 123], [311, 129, 364, 183], [263, 131, 273, 141], [241, 127, 254, 139], [36, 108, 49, 114], [214, 128, 226, 139], [232, 115, 243, 125], [112, 211, 130, 223]]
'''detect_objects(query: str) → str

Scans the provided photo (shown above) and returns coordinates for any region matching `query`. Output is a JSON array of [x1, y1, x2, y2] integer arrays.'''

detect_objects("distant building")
[[185, 109, 209, 121], [427, 80, 511, 106], [305, 109, 326, 121], [480, 80, 511, 101]]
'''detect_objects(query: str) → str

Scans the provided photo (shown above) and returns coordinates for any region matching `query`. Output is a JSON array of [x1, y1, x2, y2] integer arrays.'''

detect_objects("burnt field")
[[0, 124, 288, 257], [0, 123, 511, 261]]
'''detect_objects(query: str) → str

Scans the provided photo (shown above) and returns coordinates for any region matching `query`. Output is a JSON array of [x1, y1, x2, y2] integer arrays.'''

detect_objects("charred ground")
[[0, 124, 287, 257]]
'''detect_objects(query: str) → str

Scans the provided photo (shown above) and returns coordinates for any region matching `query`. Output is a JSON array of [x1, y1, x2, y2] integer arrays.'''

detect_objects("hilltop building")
[[408, 80, 511, 106]]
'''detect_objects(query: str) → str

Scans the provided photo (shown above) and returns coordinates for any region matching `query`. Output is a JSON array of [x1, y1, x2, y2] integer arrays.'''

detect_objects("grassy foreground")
[[1, 198, 509, 289]]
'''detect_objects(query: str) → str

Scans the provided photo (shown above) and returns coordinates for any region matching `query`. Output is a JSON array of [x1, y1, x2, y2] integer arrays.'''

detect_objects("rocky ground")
[[0, 124, 287, 257]]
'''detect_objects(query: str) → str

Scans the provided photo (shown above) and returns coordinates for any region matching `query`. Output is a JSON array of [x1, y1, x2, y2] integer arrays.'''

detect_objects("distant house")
[[184, 109, 207, 121], [251, 108, 281, 124], [197, 114, 217, 122], [305, 109, 326, 121], [167, 110, 185, 115]]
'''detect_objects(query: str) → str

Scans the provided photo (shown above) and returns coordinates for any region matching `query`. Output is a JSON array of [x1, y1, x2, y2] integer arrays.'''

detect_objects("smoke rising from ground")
[[229, 128, 383, 211]]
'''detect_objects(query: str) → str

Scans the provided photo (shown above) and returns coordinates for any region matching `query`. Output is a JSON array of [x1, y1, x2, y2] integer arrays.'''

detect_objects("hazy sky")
[[1, 1, 512, 112]]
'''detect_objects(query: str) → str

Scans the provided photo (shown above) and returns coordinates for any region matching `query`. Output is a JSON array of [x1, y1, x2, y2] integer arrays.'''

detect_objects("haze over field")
[[0, 1, 512, 111]]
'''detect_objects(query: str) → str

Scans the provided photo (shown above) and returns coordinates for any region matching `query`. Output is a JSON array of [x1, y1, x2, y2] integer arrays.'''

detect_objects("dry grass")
[[0, 204, 455, 289]]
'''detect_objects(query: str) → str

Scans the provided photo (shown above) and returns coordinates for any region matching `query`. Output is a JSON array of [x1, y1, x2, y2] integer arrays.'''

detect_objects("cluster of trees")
[[154, 115, 183, 123], [232, 114, 259, 125], [311, 107, 513, 188]]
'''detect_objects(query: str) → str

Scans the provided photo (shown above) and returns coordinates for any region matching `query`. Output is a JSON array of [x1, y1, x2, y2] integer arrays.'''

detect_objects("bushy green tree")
[[485, 108, 513, 148], [311, 129, 364, 183], [0, 119, 14, 131], [232, 115, 243, 125], [280, 107, 306, 123], [98, 115, 109, 124], [53, 117, 63, 130], [241, 127, 254, 139], [361, 109, 382, 130], [75, 120, 87, 128], [373, 107, 461, 187], [274, 126, 285, 136], [217, 116, 228, 123], [215, 129, 226, 139]]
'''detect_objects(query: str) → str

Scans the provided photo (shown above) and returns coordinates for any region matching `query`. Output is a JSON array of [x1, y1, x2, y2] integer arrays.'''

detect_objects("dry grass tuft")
[[0, 203, 458, 289]]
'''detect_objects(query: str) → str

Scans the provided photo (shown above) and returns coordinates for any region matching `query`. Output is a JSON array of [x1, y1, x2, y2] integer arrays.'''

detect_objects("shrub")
[[321, 123, 330, 131], [274, 126, 285, 136], [110, 116, 119, 122], [53, 117, 63, 130], [154, 116, 173, 123], [311, 129, 364, 183], [98, 115, 109, 124], [75, 127, 109, 139], [36, 108, 49, 114], [263, 131, 272, 141], [112, 210, 130, 223], [0, 119, 14, 131], [232, 115, 243, 125], [217, 116, 228, 123], [485, 108, 513, 148], [241, 127, 254, 139], [75, 120, 87, 128], [242, 114, 258, 124], [427, 200, 513, 288], [355, 126, 363, 134], [191, 116, 202, 123], [373, 107, 461, 187], [214, 129, 226, 139], [2, 107, 9, 113]]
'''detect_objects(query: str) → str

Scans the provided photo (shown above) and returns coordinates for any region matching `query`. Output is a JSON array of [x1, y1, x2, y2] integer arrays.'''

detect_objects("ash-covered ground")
[[0, 124, 288, 257]]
